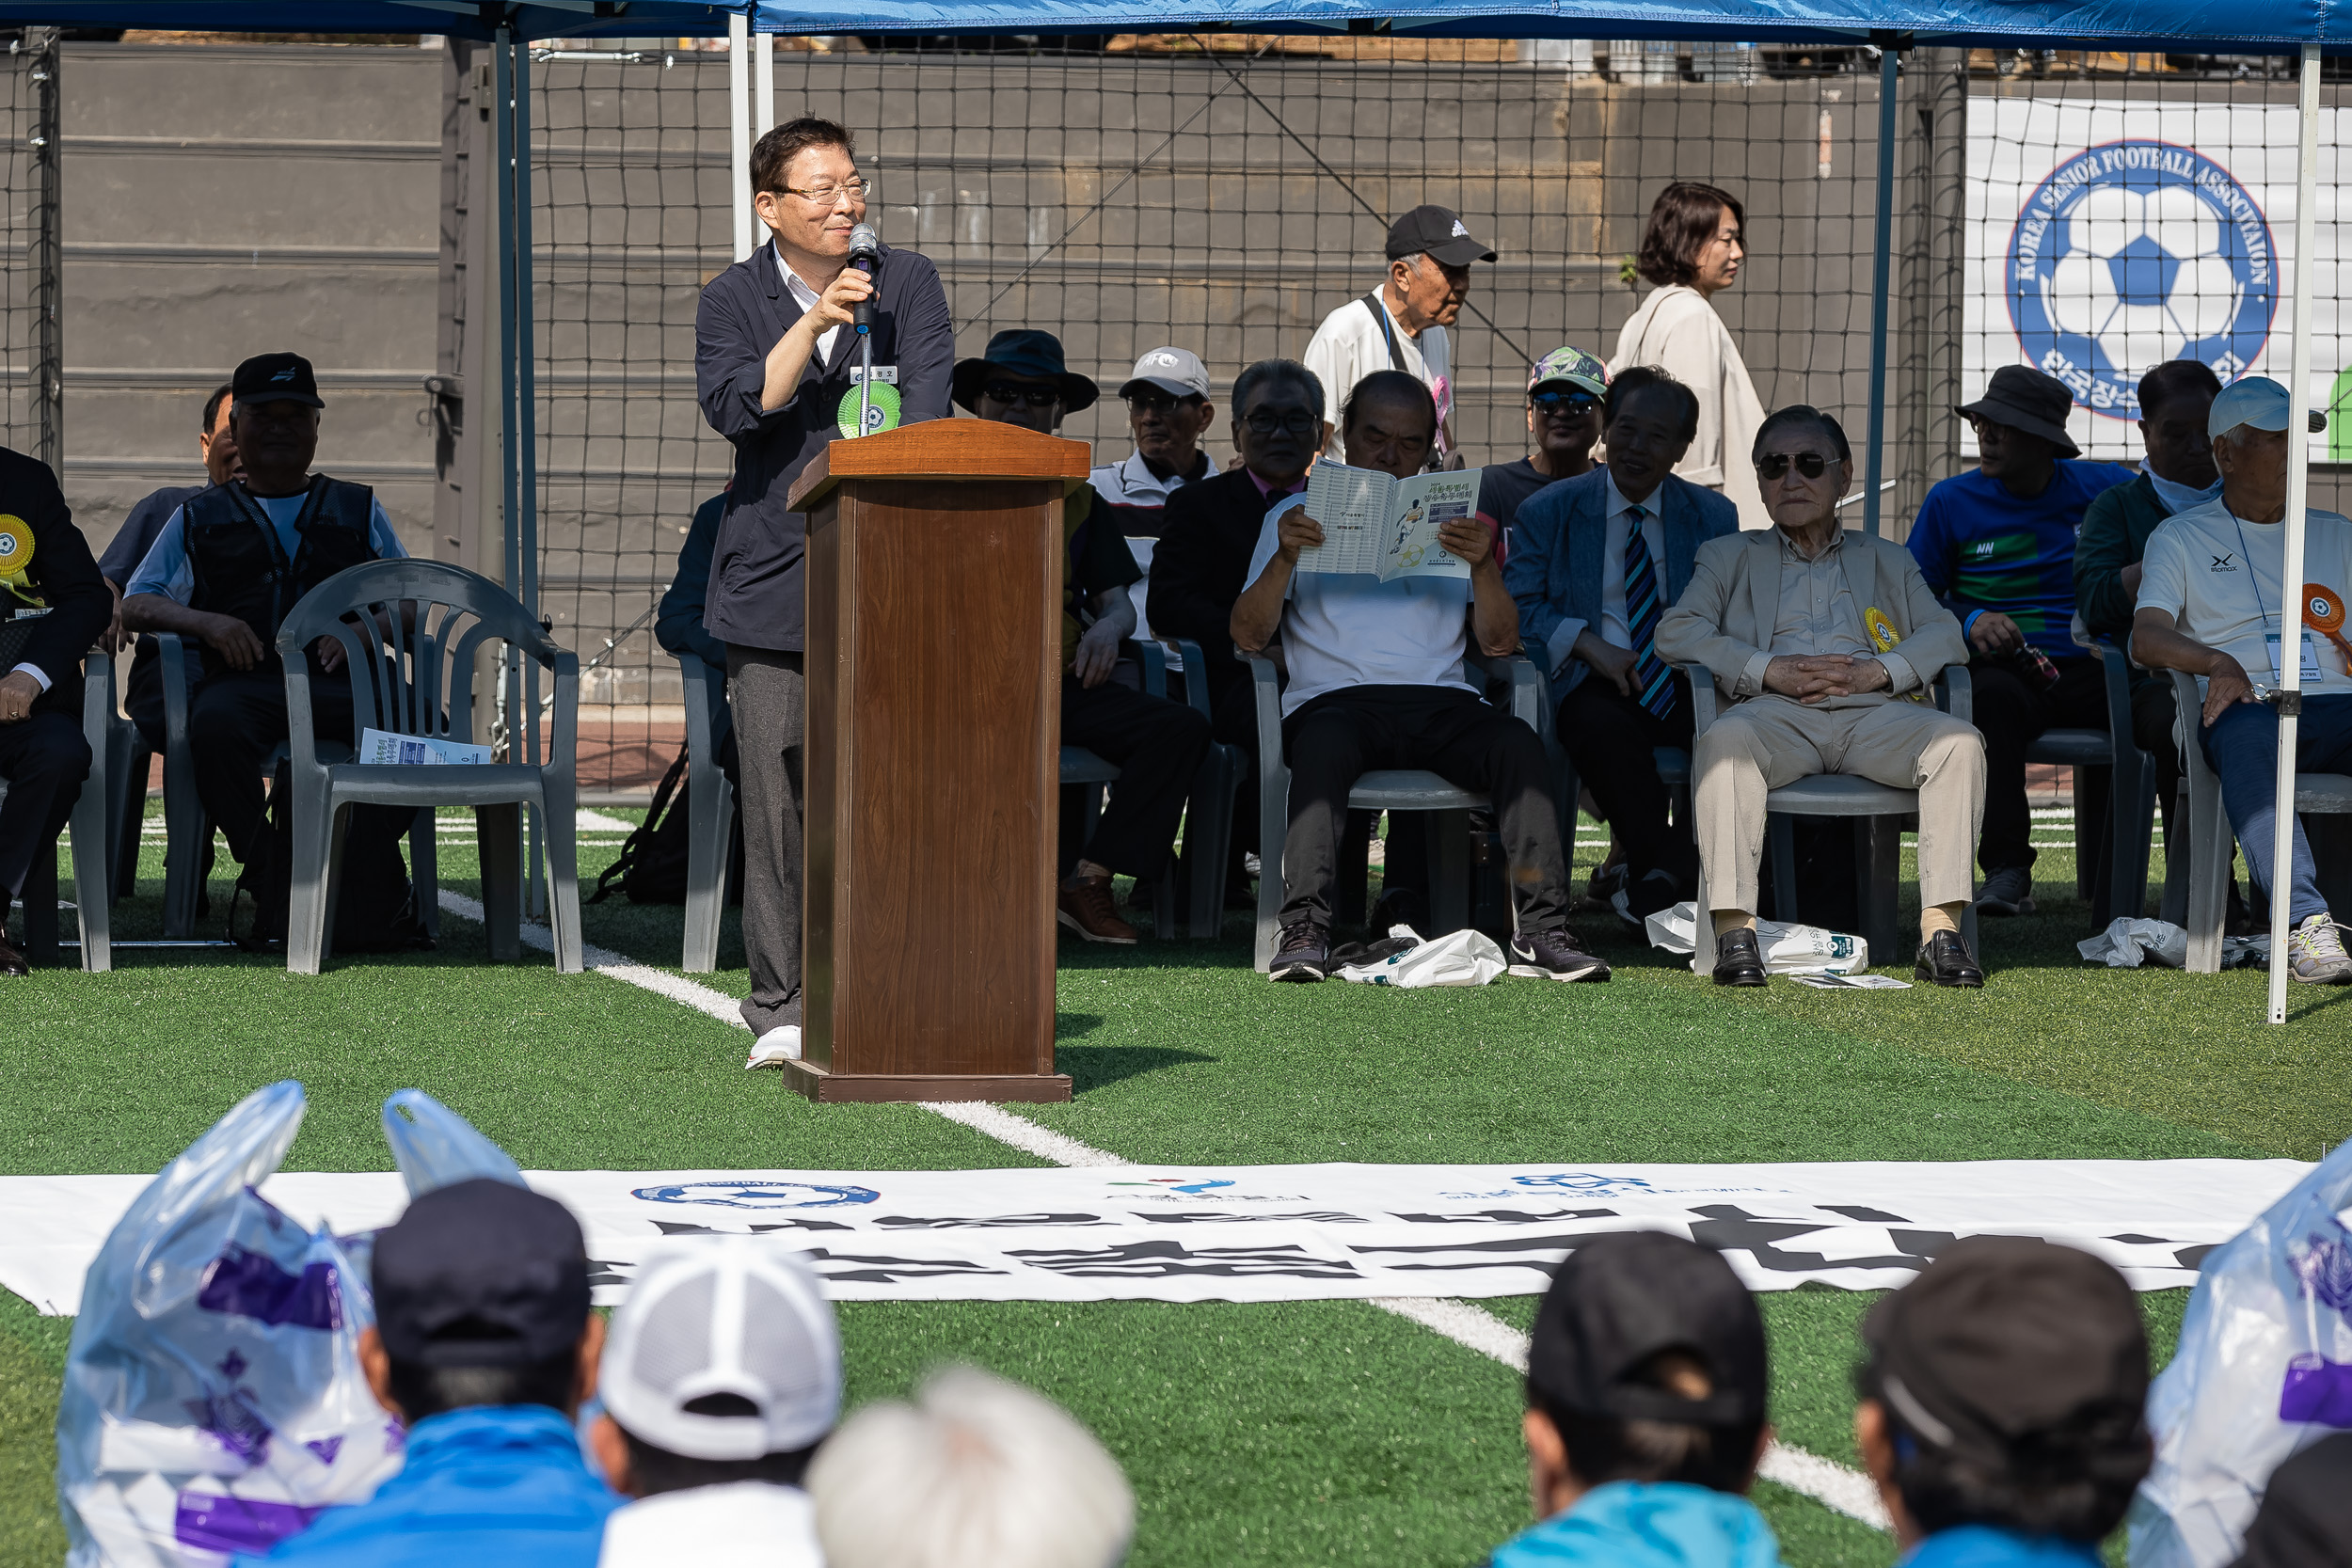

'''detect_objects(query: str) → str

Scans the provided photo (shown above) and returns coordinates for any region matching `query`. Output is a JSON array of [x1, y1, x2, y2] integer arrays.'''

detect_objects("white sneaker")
[[746, 1025, 803, 1069], [2287, 913, 2352, 985]]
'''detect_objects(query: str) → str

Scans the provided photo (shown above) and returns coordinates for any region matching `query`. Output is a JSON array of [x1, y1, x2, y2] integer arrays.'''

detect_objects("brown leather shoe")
[[0, 933, 27, 977], [1057, 876, 1138, 944]]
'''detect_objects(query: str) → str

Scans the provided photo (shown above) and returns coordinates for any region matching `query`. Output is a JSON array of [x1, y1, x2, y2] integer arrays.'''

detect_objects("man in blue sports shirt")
[[1907, 365, 2131, 917]]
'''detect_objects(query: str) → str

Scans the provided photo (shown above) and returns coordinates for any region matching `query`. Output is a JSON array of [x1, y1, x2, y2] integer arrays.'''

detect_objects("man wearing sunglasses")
[[1506, 365, 1738, 927], [953, 329, 1212, 945], [695, 116, 954, 1063], [1908, 365, 2133, 920], [1479, 347, 1608, 551], [1659, 405, 1986, 988]]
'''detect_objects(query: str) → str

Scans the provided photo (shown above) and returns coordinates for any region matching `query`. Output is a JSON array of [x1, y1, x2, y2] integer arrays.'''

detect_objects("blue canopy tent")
[[0, 0, 2334, 1014]]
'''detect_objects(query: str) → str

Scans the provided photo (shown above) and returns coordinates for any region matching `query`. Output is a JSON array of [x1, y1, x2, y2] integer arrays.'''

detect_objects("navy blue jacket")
[[98, 483, 202, 586], [1504, 467, 1736, 692], [695, 241, 954, 652]]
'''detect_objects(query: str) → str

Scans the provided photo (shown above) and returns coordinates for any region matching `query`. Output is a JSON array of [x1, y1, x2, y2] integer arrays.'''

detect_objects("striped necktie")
[[1623, 506, 1676, 720]]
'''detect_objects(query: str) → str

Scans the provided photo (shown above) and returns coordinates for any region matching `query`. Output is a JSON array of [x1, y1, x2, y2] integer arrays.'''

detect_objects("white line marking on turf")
[[435, 890, 1888, 1531]]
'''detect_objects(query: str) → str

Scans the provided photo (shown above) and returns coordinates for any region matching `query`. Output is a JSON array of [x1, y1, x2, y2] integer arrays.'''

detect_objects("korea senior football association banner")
[[0, 1159, 2309, 1316], [1966, 98, 2351, 462]]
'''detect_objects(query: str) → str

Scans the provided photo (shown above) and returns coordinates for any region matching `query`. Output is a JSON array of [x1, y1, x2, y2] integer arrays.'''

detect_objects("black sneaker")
[[1270, 920, 1331, 983], [1915, 929, 1986, 988], [1508, 927, 1611, 982], [1974, 866, 2035, 917]]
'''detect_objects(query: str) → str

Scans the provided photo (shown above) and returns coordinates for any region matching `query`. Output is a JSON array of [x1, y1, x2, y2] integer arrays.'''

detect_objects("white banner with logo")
[[0, 1159, 2307, 1316], [1966, 98, 2349, 462]]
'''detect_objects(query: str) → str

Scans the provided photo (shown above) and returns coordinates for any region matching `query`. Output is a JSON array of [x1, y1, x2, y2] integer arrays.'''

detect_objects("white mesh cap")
[[600, 1236, 842, 1461]]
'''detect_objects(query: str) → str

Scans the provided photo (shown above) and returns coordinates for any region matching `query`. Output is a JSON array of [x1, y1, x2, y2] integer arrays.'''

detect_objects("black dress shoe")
[[1915, 929, 1986, 988], [0, 934, 27, 977], [1711, 927, 1768, 987]]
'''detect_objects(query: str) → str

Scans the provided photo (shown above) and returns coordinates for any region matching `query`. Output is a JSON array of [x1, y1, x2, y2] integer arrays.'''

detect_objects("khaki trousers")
[[1693, 694, 1985, 915]]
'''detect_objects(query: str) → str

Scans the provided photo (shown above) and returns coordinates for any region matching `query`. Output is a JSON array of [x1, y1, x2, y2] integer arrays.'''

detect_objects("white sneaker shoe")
[[746, 1025, 803, 1068], [2287, 913, 2352, 985]]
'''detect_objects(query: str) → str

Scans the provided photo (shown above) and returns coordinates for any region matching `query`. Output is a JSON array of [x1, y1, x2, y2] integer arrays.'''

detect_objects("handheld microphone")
[[846, 223, 881, 331]]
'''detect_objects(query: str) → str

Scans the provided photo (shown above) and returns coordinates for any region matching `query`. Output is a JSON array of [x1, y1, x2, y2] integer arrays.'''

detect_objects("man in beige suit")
[[1658, 405, 1987, 989]]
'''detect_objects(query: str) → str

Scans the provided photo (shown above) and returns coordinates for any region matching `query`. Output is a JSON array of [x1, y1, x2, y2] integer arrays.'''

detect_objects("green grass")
[[0, 810, 2333, 1567]]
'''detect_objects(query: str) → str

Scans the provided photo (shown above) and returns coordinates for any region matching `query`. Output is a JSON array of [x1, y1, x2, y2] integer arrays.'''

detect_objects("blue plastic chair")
[[276, 559, 580, 975]]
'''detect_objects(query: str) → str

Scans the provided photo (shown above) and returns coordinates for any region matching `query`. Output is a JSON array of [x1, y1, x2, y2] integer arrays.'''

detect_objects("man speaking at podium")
[[696, 117, 954, 1059]]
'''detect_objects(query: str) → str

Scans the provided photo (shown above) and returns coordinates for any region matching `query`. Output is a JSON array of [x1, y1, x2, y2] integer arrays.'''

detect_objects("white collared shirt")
[[1538, 473, 1669, 675], [774, 243, 843, 368]]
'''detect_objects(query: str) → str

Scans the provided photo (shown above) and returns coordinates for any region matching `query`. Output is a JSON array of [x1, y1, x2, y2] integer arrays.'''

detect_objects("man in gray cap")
[[2132, 373, 2352, 983], [1907, 363, 2132, 919], [1302, 203, 1496, 464]]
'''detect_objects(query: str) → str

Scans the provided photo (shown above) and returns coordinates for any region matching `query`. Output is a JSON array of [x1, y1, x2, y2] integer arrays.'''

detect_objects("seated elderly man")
[[2131, 375, 2352, 984], [1232, 368, 1602, 984], [956, 328, 1212, 945], [1507, 364, 1738, 925], [1657, 405, 1986, 989]]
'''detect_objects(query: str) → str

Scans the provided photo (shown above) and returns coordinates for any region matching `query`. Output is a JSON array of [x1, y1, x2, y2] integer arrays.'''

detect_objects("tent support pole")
[[2266, 40, 2322, 1024], [515, 36, 544, 914], [755, 28, 774, 137], [1863, 45, 1898, 540], [729, 11, 754, 261], [492, 25, 526, 908]]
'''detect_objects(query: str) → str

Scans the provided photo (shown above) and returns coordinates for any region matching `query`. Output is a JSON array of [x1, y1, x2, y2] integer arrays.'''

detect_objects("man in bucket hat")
[[1906, 364, 2133, 919], [958, 329, 1211, 944]]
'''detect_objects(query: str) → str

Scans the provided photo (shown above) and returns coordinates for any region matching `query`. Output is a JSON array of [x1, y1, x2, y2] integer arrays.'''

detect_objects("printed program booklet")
[[1294, 462, 1485, 580]]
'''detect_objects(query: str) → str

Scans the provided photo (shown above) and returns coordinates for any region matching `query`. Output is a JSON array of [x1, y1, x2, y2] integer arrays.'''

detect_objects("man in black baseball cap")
[[1302, 203, 1496, 463], [1853, 1236, 2152, 1568], [250, 1179, 622, 1566], [1486, 1231, 1782, 1568]]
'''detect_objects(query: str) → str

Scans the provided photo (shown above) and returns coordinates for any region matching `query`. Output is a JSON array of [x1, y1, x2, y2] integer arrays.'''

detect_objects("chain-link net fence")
[[524, 40, 2347, 796]]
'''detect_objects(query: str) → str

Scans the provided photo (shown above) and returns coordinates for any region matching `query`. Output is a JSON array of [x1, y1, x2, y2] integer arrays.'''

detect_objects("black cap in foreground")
[[2228, 1433, 2352, 1568], [1528, 1230, 1768, 1426], [1385, 204, 1498, 266], [1863, 1235, 2148, 1466], [231, 351, 325, 410], [373, 1178, 591, 1368]]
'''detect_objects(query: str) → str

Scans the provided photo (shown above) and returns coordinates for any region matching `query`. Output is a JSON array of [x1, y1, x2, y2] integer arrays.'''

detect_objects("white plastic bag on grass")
[[1644, 900, 1868, 974], [2129, 1136, 2352, 1568], [1333, 927, 1505, 987], [56, 1082, 404, 1566]]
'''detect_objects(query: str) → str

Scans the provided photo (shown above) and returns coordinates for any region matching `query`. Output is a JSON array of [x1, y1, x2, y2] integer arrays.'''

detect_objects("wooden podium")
[[784, 420, 1091, 1102]]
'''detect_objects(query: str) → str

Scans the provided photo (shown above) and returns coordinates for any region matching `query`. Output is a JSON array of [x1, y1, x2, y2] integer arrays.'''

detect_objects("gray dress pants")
[[726, 644, 804, 1035]]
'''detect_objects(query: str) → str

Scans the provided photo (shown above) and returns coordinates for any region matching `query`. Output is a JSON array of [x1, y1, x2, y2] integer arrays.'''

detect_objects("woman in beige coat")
[[1612, 182, 1771, 531]]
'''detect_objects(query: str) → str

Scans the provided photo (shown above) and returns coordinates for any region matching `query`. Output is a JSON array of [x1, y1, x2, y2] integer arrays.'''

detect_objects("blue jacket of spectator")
[[1900, 1526, 2103, 1568], [1503, 467, 1738, 690], [240, 1404, 620, 1568], [1486, 1481, 1785, 1568], [658, 491, 734, 752]]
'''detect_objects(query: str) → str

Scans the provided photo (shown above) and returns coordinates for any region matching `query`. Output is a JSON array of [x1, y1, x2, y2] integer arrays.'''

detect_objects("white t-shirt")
[[2137, 497, 2352, 692], [598, 1481, 822, 1568], [1302, 294, 1451, 460], [1247, 493, 1475, 716]]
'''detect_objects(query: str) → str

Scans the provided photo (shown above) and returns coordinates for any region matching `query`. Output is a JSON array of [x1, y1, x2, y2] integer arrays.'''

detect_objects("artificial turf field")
[[2, 804, 2346, 1568]]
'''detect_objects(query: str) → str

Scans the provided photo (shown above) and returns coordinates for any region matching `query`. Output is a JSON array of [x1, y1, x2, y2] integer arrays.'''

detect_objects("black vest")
[[183, 476, 377, 678]]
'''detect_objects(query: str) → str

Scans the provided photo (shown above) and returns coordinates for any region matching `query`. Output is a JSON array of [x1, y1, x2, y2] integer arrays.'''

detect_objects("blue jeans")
[[2199, 693, 2352, 924]]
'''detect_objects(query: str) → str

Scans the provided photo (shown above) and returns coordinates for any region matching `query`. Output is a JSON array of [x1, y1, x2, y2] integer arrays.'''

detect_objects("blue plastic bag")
[[380, 1088, 524, 1196], [55, 1083, 402, 1566], [2130, 1137, 2352, 1567]]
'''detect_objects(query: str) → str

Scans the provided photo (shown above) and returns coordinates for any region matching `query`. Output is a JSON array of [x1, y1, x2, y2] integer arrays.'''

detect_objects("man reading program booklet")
[[1295, 462, 1485, 581]]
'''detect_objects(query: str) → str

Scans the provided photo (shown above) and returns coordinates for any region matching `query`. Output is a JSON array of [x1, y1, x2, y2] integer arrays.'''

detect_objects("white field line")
[[433, 889, 1888, 1532]]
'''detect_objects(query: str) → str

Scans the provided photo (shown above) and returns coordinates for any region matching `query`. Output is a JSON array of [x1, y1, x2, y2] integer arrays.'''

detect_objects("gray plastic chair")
[[157, 633, 438, 942], [1248, 651, 1544, 971], [1688, 666, 1979, 973], [676, 652, 736, 974], [5, 648, 113, 972], [277, 559, 580, 975], [2168, 667, 2352, 974], [1165, 638, 1244, 940], [2017, 642, 2154, 927]]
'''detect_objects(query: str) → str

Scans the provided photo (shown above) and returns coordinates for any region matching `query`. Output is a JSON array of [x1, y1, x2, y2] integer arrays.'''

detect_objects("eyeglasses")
[[1755, 452, 1836, 481], [1530, 388, 1600, 415], [1127, 392, 1203, 416], [1243, 409, 1320, 436], [778, 178, 873, 206], [982, 381, 1062, 410]]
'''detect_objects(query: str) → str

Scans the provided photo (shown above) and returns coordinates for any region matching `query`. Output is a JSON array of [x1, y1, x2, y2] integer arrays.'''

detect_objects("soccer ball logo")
[[2007, 140, 2276, 420]]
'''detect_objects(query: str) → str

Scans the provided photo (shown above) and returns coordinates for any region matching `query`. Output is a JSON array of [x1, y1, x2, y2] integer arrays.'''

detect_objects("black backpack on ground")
[[590, 748, 743, 907]]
